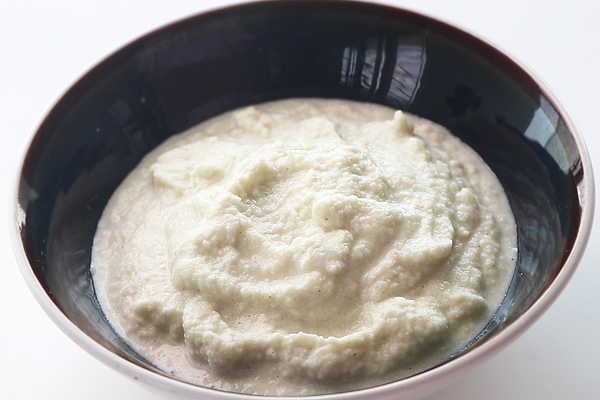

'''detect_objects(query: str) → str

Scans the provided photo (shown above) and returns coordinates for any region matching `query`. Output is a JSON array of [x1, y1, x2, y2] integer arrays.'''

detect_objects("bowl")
[[11, 1, 594, 399]]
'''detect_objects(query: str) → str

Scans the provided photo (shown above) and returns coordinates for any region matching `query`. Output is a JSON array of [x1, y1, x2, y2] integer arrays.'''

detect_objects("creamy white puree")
[[92, 98, 517, 395]]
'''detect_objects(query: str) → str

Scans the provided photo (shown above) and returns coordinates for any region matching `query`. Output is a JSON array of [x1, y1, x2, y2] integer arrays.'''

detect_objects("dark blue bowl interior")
[[17, 0, 585, 387]]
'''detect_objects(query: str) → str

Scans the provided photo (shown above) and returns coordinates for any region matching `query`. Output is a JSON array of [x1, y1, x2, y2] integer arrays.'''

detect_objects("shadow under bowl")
[[12, 1, 593, 399]]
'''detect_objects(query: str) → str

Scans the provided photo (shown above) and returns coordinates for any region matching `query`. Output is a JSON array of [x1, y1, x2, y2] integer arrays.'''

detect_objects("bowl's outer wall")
[[17, 0, 584, 381]]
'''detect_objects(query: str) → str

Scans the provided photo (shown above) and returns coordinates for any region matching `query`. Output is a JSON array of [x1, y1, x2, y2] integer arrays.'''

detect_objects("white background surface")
[[1, 0, 598, 398]]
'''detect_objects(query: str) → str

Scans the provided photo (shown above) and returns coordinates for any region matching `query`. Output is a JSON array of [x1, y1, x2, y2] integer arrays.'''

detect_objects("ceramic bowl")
[[12, 1, 594, 399]]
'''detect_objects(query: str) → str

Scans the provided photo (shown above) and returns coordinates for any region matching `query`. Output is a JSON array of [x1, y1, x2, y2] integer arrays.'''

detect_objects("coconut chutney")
[[91, 98, 517, 395]]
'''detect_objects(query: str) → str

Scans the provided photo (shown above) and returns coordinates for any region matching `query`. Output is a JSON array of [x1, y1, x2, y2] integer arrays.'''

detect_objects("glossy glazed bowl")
[[12, 1, 593, 399]]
